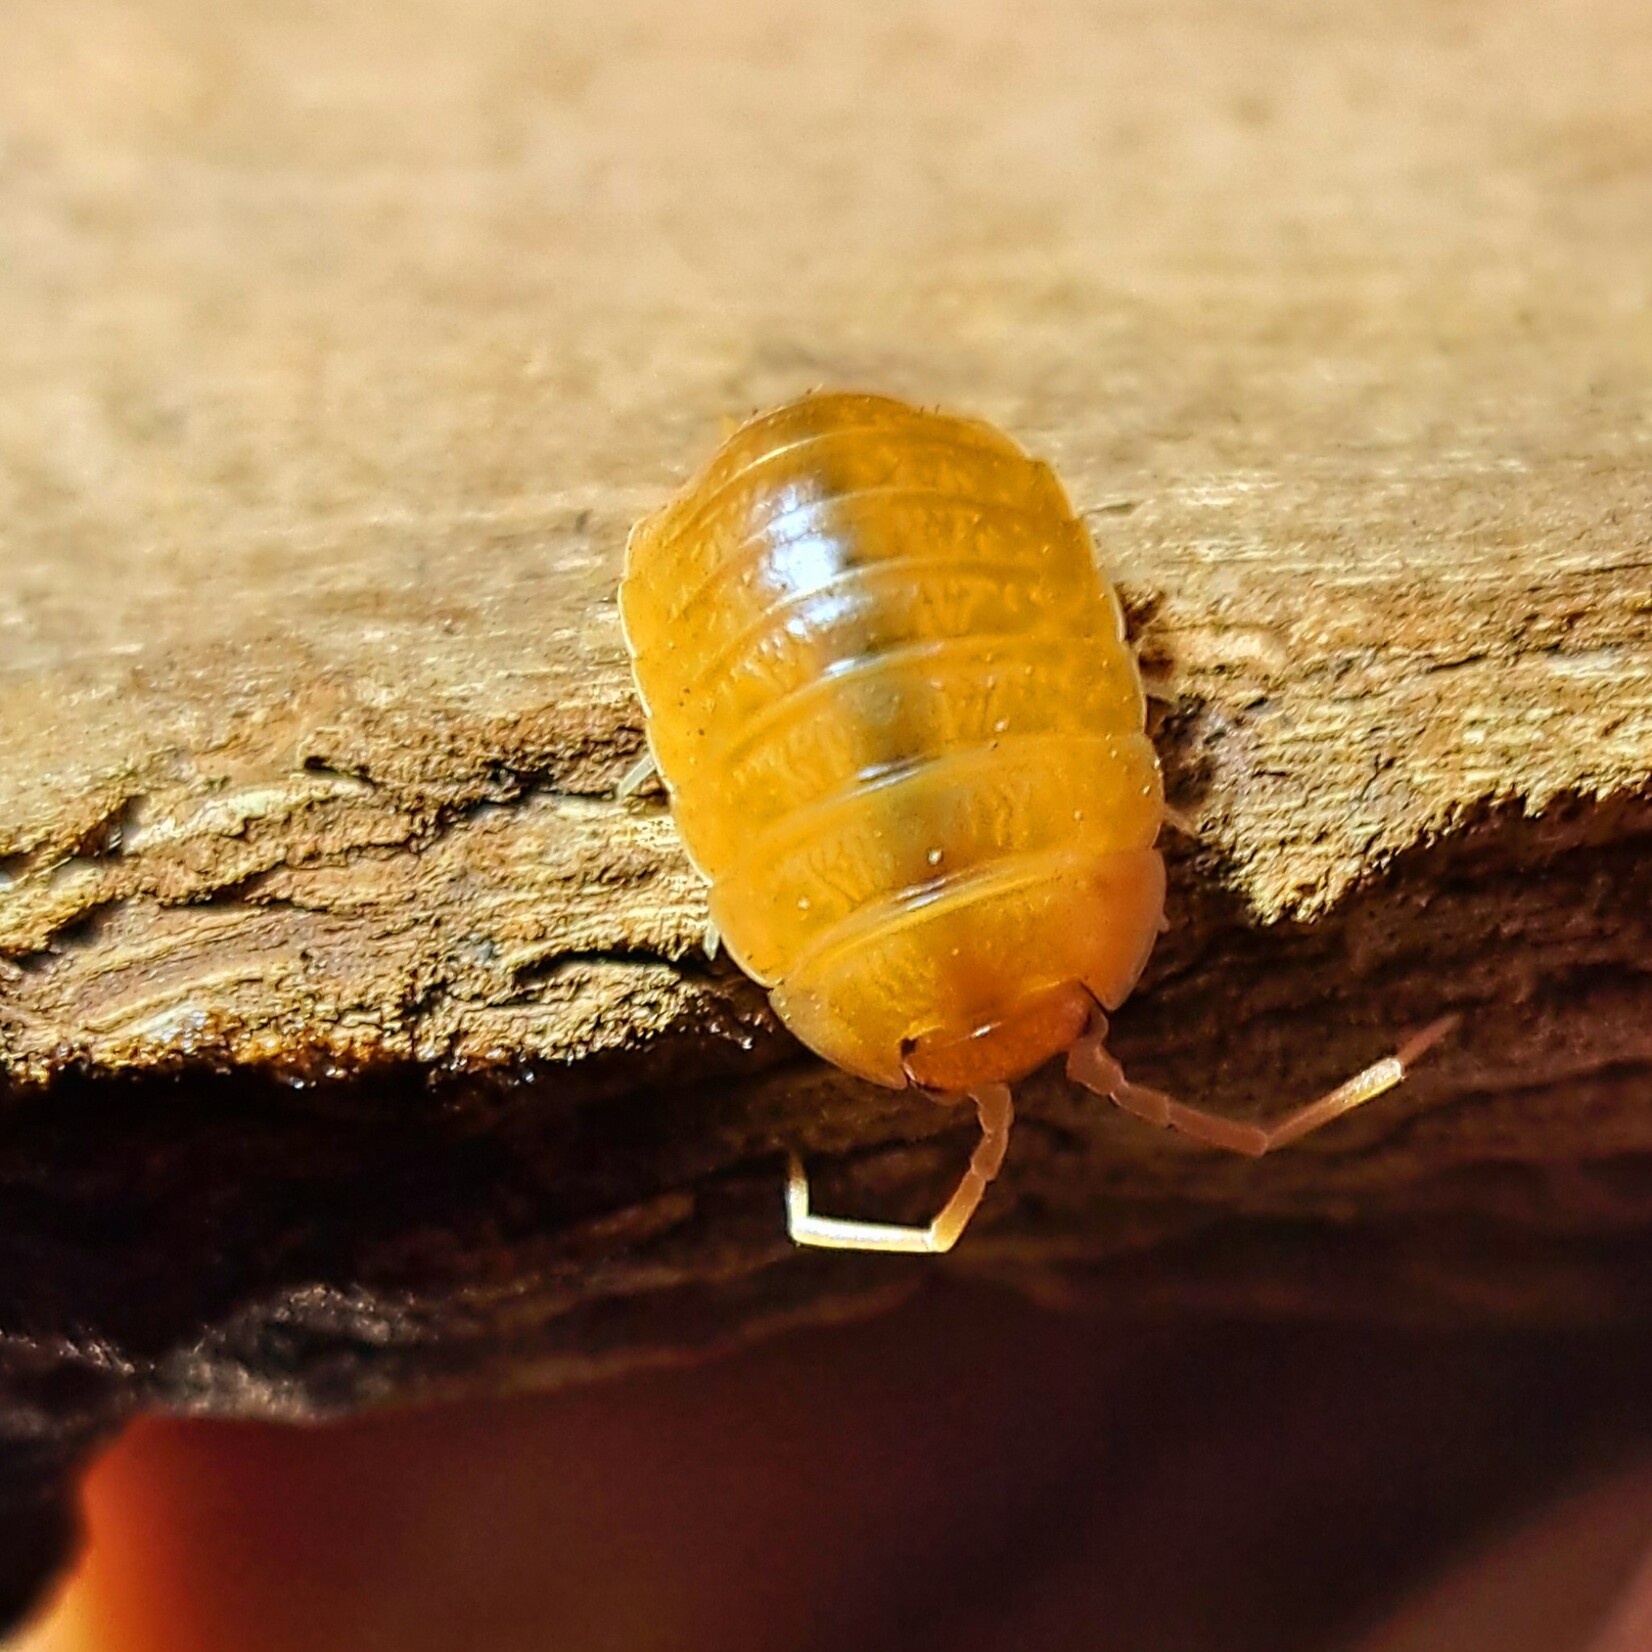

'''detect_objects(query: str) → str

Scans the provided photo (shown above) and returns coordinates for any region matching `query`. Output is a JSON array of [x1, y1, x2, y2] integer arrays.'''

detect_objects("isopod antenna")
[[1066, 1011, 1460, 1157]]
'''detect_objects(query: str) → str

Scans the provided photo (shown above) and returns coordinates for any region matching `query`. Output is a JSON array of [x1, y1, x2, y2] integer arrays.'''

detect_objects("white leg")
[[1068, 1013, 1458, 1156], [616, 750, 659, 799], [786, 1084, 1014, 1254], [703, 917, 721, 961]]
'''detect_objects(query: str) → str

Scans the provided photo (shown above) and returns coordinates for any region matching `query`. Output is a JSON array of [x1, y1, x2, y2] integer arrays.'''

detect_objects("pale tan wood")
[[1, 0, 1648, 1088], [0, 0, 1646, 1333]]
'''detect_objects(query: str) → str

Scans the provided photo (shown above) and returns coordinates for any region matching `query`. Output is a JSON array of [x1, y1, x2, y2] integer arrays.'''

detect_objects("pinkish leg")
[[1066, 1012, 1459, 1157], [787, 1083, 1014, 1254], [1160, 804, 1198, 840]]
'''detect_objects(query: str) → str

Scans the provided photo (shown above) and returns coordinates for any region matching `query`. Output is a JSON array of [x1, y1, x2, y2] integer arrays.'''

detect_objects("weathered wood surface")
[[4, 0, 1650, 1086], [1, 0, 1651, 1614]]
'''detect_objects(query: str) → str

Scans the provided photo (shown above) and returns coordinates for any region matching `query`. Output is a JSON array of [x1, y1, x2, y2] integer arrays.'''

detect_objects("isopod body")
[[620, 392, 1166, 1095], [621, 392, 1453, 1253]]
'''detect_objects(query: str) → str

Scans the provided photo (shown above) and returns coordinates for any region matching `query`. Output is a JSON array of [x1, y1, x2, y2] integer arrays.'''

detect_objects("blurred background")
[[13, 1287, 1652, 1652]]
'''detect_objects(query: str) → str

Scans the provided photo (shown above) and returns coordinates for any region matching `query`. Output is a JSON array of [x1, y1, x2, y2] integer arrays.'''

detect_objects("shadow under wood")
[[0, 793, 1647, 1635]]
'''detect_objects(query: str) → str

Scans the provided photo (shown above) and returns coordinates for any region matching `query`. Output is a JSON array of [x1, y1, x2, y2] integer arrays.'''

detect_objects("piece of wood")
[[1, 0, 1651, 1625], [3, 0, 1649, 1088]]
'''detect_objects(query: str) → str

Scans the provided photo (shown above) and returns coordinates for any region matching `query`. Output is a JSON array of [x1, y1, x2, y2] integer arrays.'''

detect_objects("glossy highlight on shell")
[[620, 392, 1167, 1093]]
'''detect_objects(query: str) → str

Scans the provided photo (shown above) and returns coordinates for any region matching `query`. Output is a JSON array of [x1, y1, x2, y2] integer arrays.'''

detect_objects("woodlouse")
[[620, 392, 1453, 1253]]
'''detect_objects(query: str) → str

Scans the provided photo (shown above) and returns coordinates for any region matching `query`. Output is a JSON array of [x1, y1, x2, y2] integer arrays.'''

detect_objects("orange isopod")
[[620, 392, 1452, 1254]]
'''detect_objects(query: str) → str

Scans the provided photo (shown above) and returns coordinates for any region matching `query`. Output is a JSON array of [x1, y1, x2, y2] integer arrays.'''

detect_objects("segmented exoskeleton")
[[621, 392, 1452, 1253]]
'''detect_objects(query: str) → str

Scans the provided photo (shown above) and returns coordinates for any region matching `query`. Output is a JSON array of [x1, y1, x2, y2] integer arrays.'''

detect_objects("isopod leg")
[[1160, 804, 1198, 840], [615, 750, 659, 799], [786, 1083, 1014, 1254], [1067, 1011, 1459, 1157]]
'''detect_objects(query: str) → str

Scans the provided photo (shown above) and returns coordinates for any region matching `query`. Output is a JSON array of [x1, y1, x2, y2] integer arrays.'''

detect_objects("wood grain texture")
[[0, 0, 1649, 1360], [2, 0, 1648, 1087]]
